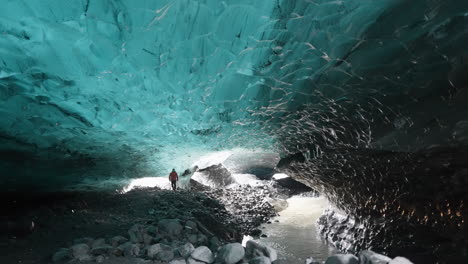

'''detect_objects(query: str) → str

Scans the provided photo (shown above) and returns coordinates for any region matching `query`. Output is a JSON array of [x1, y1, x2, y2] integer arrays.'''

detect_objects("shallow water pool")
[[253, 196, 337, 263]]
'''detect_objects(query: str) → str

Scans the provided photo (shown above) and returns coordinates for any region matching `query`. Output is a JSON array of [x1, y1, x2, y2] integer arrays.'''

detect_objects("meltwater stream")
[[254, 196, 337, 263]]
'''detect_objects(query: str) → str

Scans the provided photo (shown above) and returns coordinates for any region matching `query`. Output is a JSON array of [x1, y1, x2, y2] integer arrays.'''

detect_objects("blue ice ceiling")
[[1, 0, 468, 189]]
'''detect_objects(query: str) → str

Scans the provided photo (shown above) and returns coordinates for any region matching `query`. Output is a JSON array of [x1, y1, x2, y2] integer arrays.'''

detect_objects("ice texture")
[[1, 0, 468, 192]]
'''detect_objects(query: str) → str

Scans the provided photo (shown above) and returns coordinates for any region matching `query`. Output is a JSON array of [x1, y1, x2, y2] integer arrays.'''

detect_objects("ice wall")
[[1, 0, 468, 193]]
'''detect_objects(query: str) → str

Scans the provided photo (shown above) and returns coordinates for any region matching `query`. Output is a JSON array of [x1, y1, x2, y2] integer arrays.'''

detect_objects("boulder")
[[118, 242, 140, 257], [159, 244, 175, 262], [128, 224, 145, 243], [52, 248, 70, 262], [148, 244, 163, 259], [169, 259, 187, 264], [109, 236, 128, 247], [91, 245, 113, 255], [358, 250, 392, 264], [158, 219, 183, 236], [185, 220, 198, 230], [177, 242, 195, 258], [216, 243, 245, 264], [187, 257, 206, 264], [143, 234, 154, 245], [245, 240, 277, 262], [325, 254, 359, 264], [95, 255, 105, 263], [208, 236, 222, 251], [191, 246, 214, 263], [187, 234, 198, 244], [389, 257, 413, 264], [91, 238, 106, 248], [71, 243, 91, 261], [249, 256, 271, 264]]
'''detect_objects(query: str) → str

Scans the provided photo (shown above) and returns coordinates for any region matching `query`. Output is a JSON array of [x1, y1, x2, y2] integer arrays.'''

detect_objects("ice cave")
[[1, 0, 468, 263]]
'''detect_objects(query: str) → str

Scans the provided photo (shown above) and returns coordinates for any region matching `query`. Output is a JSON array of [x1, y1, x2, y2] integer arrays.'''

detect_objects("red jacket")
[[169, 171, 178, 181]]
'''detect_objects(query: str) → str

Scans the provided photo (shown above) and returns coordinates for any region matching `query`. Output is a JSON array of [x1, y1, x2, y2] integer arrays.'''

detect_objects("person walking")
[[169, 169, 178, 191]]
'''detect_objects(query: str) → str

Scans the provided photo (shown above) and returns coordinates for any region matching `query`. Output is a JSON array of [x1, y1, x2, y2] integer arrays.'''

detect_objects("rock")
[[187, 257, 206, 264], [143, 234, 154, 245], [109, 236, 128, 247], [169, 259, 187, 264], [91, 238, 106, 248], [91, 245, 113, 255], [118, 242, 140, 257], [110, 247, 123, 256], [148, 244, 163, 259], [52, 248, 70, 262], [245, 240, 277, 262], [158, 244, 175, 262], [197, 234, 208, 245], [177, 242, 195, 258], [71, 243, 91, 261], [158, 219, 183, 236], [216, 243, 245, 264], [128, 224, 145, 243], [358, 250, 392, 264], [187, 234, 198, 244], [185, 220, 198, 230], [249, 256, 271, 264], [325, 254, 359, 264], [146, 225, 158, 235], [389, 257, 413, 264], [208, 236, 221, 251], [95, 255, 105, 263], [191, 246, 214, 263]]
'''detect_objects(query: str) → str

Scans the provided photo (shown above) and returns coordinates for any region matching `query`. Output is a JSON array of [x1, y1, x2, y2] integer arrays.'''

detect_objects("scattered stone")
[[158, 219, 183, 236], [358, 250, 392, 264], [187, 234, 198, 244], [118, 242, 140, 257], [147, 244, 163, 259], [187, 257, 206, 264], [245, 240, 277, 262], [52, 248, 70, 262], [128, 224, 145, 243], [191, 246, 214, 263], [91, 238, 106, 248], [95, 255, 105, 263], [208, 236, 221, 251], [177, 242, 195, 258], [143, 233, 154, 245], [249, 256, 271, 264], [109, 236, 128, 247], [216, 243, 245, 264], [158, 244, 175, 262], [91, 245, 113, 255], [169, 259, 187, 264], [71, 243, 91, 261], [325, 254, 359, 264]]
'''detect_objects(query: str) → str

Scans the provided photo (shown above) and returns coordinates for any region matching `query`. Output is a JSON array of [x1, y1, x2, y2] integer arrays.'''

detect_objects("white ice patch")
[[272, 173, 290, 180], [230, 173, 259, 185], [122, 177, 171, 193]]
